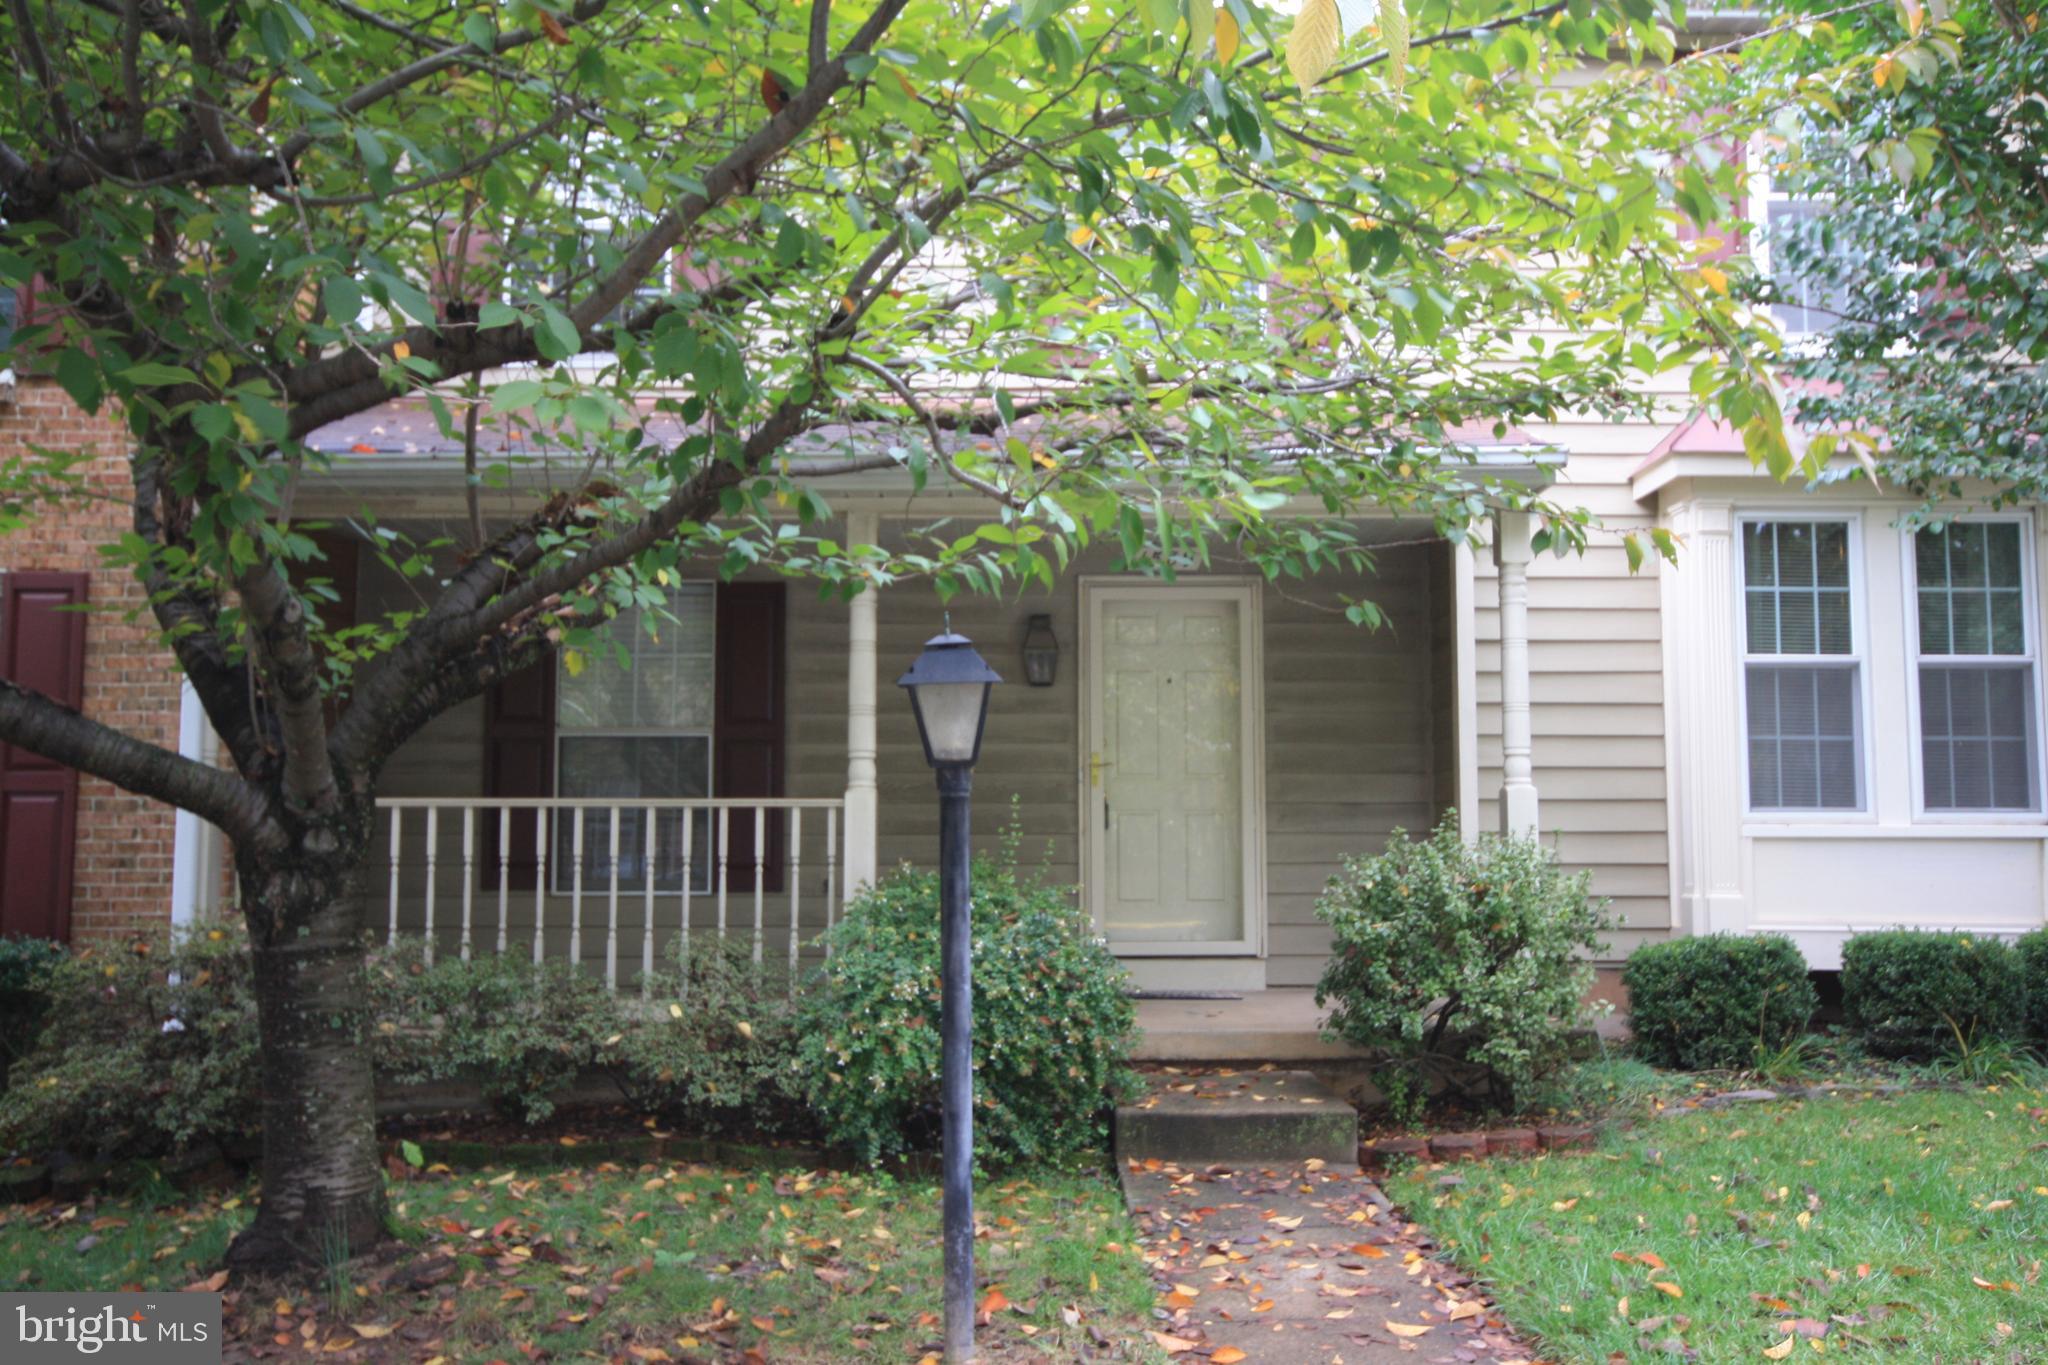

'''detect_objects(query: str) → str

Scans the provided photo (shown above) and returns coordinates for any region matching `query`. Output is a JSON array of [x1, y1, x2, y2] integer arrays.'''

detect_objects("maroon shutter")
[[482, 652, 555, 891], [714, 583, 786, 893], [0, 572, 88, 941]]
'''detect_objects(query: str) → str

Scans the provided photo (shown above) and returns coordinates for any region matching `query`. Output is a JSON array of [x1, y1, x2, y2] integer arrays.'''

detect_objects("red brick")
[[1537, 1124, 1597, 1152], [1, 379, 187, 941], [1358, 1135, 1432, 1169], [1431, 1132, 1486, 1162], [1485, 1128, 1539, 1156]]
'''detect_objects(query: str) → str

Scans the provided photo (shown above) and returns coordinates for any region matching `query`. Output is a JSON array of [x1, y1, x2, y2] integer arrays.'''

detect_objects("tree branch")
[[0, 680, 276, 849], [234, 559, 340, 813]]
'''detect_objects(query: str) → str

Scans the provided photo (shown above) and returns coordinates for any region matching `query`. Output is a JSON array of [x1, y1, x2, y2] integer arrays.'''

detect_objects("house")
[[3, 191, 2045, 1035]]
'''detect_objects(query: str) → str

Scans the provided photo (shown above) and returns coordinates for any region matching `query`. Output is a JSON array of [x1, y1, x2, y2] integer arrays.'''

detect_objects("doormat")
[[1124, 990, 1244, 1001]]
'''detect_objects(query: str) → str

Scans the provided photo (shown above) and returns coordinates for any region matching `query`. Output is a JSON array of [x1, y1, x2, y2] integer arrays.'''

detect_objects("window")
[[554, 584, 715, 891], [1911, 522, 2040, 812], [1742, 519, 1864, 811], [1751, 134, 1853, 337]]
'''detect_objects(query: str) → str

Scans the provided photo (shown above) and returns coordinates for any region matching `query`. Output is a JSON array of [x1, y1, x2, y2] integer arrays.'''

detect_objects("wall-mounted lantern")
[[1021, 614, 1059, 688]]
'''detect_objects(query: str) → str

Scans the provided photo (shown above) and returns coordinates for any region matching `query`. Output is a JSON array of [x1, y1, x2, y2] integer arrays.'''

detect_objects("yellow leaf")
[[1652, 1281, 1684, 1298], [1287, 0, 1343, 94], [1872, 55, 1894, 87], [1070, 224, 1096, 246], [1765, 1338, 1796, 1360], [1382, 0, 1410, 95], [1189, 0, 1214, 58], [1215, 6, 1240, 63], [668, 1002, 683, 1019], [392, 340, 411, 360], [1700, 265, 1729, 296], [736, 1021, 754, 1040], [1386, 1321, 1433, 1337], [351, 1324, 395, 1340], [1212, 1349, 1248, 1365]]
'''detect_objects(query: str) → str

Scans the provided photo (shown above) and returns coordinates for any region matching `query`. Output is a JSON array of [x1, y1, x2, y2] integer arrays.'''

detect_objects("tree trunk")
[[225, 820, 387, 1275]]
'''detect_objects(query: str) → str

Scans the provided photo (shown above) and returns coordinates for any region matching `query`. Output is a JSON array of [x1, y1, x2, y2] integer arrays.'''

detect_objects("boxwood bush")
[[797, 843, 1138, 1168], [1314, 815, 1611, 1117], [1622, 934, 1817, 1071], [2017, 929, 2048, 1044], [1840, 931, 2027, 1059], [609, 937, 809, 1135], [0, 925, 260, 1159]]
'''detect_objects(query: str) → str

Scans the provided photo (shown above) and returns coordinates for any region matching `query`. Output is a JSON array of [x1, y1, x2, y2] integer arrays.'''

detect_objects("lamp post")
[[896, 625, 1002, 1364]]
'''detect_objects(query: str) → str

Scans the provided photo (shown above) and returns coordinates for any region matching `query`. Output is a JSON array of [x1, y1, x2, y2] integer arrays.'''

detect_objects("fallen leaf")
[[1386, 1321, 1432, 1337], [351, 1324, 395, 1339], [1212, 1349, 1248, 1365], [1147, 1330, 1200, 1354], [1651, 1281, 1684, 1299], [1764, 1338, 1796, 1360]]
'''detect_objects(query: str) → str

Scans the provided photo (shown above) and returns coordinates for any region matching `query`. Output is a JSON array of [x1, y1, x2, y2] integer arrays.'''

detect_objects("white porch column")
[[1663, 498, 1747, 935], [170, 679, 225, 928], [843, 510, 881, 893], [1493, 510, 1540, 836]]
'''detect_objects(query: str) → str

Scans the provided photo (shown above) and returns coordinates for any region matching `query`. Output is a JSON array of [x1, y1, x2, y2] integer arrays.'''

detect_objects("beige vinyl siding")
[[1474, 440, 1677, 957]]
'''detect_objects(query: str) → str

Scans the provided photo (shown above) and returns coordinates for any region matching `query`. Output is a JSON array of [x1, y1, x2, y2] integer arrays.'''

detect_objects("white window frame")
[[1901, 513, 2048, 823], [1734, 511, 1875, 820], [1746, 135, 1843, 345], [552, 583, 718, 894]]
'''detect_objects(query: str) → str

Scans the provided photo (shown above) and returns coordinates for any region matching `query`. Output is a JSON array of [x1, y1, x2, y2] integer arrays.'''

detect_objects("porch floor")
[[1131, 988, 1366, 1063]]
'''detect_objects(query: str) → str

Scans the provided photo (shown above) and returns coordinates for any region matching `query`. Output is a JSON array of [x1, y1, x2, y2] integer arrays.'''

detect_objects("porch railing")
[[374, 797, 843, 992]]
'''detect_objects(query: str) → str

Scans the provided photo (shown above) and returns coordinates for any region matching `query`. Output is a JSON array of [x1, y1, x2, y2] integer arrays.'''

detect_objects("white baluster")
[[605, 804, 621, 991], [752, 805, 766, 965], [570, 807, 585, 970], [422, 807, 438, 966], [459, 806, 475, 961], [679, 806, 694, 986], [825, 806, 839, 954], [788, 807, 802, 985], [496, 806, 510, 955], [641, 806, 656, 997], [386, 805, 402, 946], [531, 807, 549, 966], [716, 806, 730, 941]]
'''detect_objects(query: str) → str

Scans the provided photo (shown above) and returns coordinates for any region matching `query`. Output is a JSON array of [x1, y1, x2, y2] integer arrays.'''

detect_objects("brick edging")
[[1359, 1123, 1595, 1169]]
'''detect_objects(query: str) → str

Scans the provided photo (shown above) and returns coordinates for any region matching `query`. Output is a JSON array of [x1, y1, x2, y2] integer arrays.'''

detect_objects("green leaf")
[[400, 1139, 424, 1168], [118, 362, 200, 388], [54, 349, 102, 411]]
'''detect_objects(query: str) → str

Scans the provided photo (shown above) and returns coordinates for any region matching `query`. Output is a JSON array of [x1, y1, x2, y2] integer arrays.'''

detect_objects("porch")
[[355, 506, 1547, 999]]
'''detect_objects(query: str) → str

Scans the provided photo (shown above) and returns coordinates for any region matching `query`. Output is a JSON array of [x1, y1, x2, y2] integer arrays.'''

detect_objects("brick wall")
[[1, 376, 182, 939]]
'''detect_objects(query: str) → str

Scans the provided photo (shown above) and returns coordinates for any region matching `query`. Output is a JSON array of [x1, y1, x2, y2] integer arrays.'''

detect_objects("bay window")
[[1742, 518, 1864, 811], [1911, 521, 2040, 813]]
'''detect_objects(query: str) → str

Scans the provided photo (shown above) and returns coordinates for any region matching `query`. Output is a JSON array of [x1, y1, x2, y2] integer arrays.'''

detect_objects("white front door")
[[1083, 581, 1263, 957]]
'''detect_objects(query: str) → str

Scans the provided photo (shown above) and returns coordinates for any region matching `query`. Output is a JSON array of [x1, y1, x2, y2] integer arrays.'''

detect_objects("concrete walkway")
[[1122, 1159, 1542, 1365], [1131, 991, 1362, 1063]]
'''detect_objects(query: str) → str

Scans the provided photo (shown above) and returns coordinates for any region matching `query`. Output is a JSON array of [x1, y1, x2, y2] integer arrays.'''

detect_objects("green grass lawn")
[[0, 1159, 1162, 1362], [1390, 1086, 2048, 1364]]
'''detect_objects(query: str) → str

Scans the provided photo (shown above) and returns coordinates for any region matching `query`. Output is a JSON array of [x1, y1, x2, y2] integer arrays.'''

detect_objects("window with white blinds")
[[1912, 522, 2039, 812], [1742, 519, 1863, 811]]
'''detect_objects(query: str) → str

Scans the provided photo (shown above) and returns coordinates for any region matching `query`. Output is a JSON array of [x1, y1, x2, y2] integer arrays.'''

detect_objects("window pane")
[[1778, 524, 1816, 587], [1915, 529, 1949, 588], [1950, 524, 1987, 586], [1919, 663, 2036, 811], [1746, 590, 1779, 655], [1779, 590, 1818, 655], [1817, 591, 1852, 655], [1987, 523, 2023, 587], [1917, 589, 1950, 656], [1743, 523, 1777, 587], [1815, 523, 1849, 588], [1990, 591, 2026, 655]]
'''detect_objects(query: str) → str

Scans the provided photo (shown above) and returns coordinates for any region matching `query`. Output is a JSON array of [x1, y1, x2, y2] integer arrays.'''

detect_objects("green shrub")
[[0, 936, 68, 1089], [1622, 934, 1818, 1071], [2020, 930, 2048, 1044], [0, 925, 260, 1158], [1315, 816, 1611, 1116], [366, 946, 625, 1126], [797, 845, 1139, 1168], [608, 938, 809, 1135], [1840, 931, 2026, 1059]]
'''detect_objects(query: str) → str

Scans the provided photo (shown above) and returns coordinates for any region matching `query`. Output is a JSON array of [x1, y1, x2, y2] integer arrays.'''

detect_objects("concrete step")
[[1115, 1070, 1357, 1167]]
